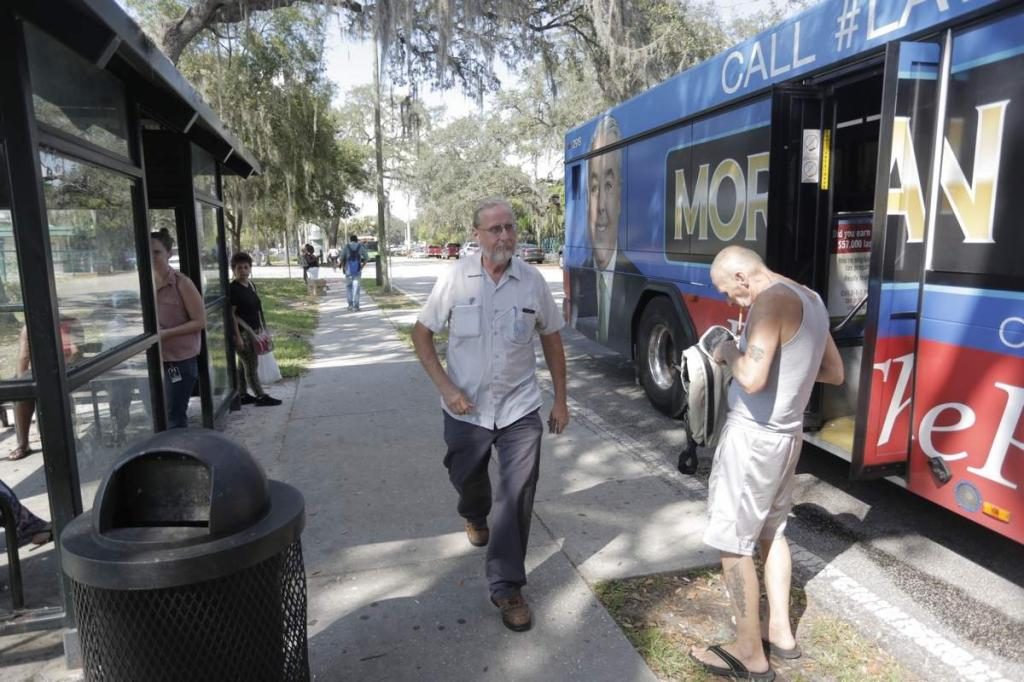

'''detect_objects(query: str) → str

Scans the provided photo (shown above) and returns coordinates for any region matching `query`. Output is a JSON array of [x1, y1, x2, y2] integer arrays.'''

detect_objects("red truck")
[[426, 244, 443, 258]]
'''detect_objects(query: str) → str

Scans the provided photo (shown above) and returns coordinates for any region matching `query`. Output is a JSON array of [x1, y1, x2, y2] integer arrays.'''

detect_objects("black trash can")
[[61, 429, 308, 681]]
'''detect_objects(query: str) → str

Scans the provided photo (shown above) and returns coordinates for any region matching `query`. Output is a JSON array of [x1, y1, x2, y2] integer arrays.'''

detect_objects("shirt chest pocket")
[[450, 304, 481, 338], [503, 306, 537, 345]]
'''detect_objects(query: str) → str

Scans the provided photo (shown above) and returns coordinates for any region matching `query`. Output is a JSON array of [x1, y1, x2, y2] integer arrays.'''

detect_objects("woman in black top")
[[302, 243, 321, 294], [229, 252, 282, 407]]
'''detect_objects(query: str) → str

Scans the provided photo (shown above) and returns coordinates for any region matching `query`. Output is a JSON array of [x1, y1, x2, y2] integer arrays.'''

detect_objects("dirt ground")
[[594, 566, 918, 682]]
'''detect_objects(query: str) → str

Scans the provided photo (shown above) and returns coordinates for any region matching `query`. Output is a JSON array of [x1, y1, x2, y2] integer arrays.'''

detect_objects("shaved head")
[[710, 246, 771, 308], [711, 246, 764, 280]]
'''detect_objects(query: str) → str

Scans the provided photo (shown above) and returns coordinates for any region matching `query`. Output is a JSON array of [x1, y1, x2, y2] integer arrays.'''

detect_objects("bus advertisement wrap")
[[564, 1, 1024, 543]]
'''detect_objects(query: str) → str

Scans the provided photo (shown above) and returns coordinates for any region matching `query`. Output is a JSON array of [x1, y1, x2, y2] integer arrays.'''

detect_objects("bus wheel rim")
[[646, 324, 675, 391]]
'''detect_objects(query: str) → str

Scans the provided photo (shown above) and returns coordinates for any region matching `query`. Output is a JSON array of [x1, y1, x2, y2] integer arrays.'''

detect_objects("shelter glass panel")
[[0, 142, 28, 381], [24, 23, 130, 159], [70, 353, 154, 513], [206, 310, 231, 413], [40, 152, 144, 368], [196, 202, 222, 303]]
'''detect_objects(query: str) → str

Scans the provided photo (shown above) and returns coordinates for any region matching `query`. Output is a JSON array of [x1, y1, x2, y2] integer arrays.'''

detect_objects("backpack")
[[676, 326, 734, 474], [345, 243, 363, 275]]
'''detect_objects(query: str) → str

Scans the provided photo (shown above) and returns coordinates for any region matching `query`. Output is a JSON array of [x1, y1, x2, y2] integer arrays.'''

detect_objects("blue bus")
[[564, 0, 1024, 544]]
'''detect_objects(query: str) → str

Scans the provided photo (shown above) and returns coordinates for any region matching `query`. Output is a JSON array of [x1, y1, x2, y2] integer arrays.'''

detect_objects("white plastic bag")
[[257, 351, 282, 385]]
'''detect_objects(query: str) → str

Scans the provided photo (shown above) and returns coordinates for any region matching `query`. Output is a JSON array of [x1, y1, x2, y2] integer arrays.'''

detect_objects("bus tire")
[[636, 297, 687, 417]]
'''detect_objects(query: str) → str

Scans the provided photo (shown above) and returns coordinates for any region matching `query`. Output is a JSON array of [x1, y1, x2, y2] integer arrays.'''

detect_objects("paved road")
[[386, 256, 1024, 681]]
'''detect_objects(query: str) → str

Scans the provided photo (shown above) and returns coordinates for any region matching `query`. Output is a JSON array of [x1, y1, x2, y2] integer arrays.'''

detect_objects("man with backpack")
[[343, 234, 368, 311]]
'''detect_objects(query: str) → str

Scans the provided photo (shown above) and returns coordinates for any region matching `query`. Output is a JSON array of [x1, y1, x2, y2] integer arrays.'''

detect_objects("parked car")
[[427, 244, 443, 258], [517, 243, 544, 264], [558, 244, 564, 268], [444, 242, 461, 259], [460, 241, 479, 258]]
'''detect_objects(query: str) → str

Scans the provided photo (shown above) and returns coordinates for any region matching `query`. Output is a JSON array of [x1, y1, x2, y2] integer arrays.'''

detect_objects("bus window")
[[830, 76, 883, 214]]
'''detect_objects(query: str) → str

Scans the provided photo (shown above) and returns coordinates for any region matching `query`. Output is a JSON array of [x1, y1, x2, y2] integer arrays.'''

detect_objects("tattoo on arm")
[[725, 563, 747, 618], [747, 344, 766, 362]]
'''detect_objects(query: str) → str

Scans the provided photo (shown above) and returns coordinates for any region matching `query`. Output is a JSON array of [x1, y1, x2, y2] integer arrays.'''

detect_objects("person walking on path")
[[412, 197, 570, 633], [342, 234, 367, 311], [152, 228, 206, 429], [229, 252, 282, 408], [690, 246, 844, 681], [302, 244, 321, 296]]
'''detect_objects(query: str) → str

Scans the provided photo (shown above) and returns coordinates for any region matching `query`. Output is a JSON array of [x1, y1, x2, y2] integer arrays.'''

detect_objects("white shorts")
[[703, 420, 803, 556]]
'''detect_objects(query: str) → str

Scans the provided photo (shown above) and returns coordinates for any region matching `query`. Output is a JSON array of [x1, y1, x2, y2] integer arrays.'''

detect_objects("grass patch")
[[394, 323, 448, 356], [254, 278, 318, 378], [593, 580, 631, 616], [628, 627, 695, 680], [360, 277, 420, 310], [804, 617, 912, 682], [593, 568, 916, 682]]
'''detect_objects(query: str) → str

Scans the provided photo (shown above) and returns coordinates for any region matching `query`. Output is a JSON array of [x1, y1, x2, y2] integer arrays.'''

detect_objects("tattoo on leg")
[[747, 344, 766, 362], [725, 563, 747, 618]]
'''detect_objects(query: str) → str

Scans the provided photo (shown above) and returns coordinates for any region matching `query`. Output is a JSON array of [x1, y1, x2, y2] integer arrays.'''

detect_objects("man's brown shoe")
[[464, 521, 489, 547], [490, 592, 532, 632]]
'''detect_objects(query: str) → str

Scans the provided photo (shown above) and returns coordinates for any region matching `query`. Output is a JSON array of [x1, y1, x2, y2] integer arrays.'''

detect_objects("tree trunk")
[[372, 35, 391, 291], [329, 212, 341, 249]]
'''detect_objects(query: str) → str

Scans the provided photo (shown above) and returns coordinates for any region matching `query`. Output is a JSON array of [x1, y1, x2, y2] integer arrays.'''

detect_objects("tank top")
[[157, 269, 202, 362], [727, 280, 829, 434]]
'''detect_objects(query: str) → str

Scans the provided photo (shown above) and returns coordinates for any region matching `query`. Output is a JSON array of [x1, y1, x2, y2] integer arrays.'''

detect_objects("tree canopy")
[[131, 1, 370, 251], [132, 0, 811, 251]]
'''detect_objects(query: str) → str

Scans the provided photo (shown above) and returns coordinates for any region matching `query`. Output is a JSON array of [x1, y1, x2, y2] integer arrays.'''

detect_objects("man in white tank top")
[[690, 246, 844, 681]]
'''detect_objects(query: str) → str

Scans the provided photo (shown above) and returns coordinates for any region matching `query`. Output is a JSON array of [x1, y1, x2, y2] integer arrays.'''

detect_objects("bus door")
[[767, 86, 827, 291], [907, 11, 1024, 543], [851, 40, 945, 479]]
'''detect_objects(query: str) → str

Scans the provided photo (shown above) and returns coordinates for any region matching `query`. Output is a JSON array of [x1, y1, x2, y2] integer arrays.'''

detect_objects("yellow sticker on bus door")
[[820, 128, 831, 191]]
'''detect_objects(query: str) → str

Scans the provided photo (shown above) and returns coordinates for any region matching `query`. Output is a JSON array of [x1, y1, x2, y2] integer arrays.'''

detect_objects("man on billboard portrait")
[[572, 114, 639, 347], [589, 115, 620, 345]]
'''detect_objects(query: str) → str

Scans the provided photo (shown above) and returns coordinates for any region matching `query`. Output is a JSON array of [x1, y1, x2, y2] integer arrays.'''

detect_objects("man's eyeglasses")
[[480, 223, 516, 236]]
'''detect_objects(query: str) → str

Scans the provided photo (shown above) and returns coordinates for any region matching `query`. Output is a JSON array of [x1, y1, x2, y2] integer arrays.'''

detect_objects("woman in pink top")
[[151, 228, 206, 428]]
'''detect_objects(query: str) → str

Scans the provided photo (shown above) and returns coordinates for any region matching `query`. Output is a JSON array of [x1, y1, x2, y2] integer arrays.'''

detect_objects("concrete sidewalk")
[[224, 277, 717, 681]]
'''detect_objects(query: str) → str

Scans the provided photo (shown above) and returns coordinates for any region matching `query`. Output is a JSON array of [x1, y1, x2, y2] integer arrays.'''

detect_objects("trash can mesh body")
[[72, 540, 309, 681]]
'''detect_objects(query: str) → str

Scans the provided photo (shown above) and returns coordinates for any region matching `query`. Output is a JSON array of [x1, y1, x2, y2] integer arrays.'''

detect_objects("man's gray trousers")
[[443, 410, 543, 599]]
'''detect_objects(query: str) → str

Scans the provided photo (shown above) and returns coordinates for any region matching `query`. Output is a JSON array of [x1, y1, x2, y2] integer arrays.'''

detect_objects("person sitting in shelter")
[[9, 317, 83, 461], [0, 479, 52, 547]]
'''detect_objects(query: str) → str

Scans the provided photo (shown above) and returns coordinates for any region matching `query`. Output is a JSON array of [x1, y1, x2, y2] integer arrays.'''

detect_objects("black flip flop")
[[763, 638, 802, 660], [689, 644, 776, 681]]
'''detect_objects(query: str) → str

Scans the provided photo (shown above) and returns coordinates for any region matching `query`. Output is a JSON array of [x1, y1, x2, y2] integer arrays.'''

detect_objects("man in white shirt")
[[412, 197, 569, 632]]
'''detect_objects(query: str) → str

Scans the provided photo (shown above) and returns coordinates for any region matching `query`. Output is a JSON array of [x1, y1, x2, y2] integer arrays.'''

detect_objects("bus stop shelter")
[[0, 0, 258, 647]]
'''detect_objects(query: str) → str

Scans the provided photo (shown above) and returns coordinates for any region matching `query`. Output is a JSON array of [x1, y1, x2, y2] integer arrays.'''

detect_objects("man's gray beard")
[[483, 246, 512, 265]]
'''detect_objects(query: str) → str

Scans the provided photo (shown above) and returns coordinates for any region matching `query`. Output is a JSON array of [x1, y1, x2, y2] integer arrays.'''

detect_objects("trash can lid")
[[60, 429, 305, 589], [93, 429, 270, 540]]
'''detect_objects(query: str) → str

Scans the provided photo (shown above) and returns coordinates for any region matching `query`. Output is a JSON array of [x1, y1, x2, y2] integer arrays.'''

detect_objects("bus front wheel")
[[636, 297, 687, 417]]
